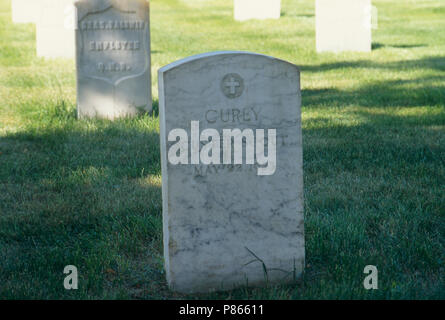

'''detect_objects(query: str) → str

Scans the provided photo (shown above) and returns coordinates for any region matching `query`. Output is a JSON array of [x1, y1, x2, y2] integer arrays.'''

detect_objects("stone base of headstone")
[[234, 0, 281, 21], [316, 0, 372, 53]]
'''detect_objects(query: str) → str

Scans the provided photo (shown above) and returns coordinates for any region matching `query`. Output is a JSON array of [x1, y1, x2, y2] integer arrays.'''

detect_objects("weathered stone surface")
[[75, 0, 152, 119], [159, 51, 304, 293], [234, 0, 281, 21], [12, 0, 40, 24], [36, 0, 76, 58], [316, 0, 372, 53]]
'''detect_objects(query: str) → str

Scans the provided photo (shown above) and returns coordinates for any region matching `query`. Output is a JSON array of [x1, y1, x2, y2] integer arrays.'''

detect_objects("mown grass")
[[0, 0, 444, 299]]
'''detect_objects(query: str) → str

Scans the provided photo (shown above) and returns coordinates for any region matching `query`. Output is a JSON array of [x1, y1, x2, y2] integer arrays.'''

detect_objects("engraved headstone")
[[234, 0, 281, 21], [12, 0, 40, 23], [75, 0, 152, 119], [159, 51, 304, 293], [316, 0, 372, 52], [36, 0, 76, 59]]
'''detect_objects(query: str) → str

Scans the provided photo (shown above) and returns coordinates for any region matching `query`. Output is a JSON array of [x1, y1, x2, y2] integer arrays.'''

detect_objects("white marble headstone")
[[75, 0, 152, 119], [35, 0, 76, 59], [234, 0, 281, 21], [11, 0, 40, 24], [159, 51, 304, 293], [316, 0, 372, 53]]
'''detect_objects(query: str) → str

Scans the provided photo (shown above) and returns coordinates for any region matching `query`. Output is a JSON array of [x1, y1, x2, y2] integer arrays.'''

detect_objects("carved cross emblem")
[[221, 73, 244, 99]]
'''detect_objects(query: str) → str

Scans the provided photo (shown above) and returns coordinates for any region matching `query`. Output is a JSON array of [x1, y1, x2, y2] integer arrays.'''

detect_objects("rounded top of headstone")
[[75, 0, 150, 21], [158, 51, 300, 76]]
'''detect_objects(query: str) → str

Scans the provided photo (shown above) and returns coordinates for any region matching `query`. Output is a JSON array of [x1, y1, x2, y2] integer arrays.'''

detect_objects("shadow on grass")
[[1, 121, 161, 180], [0, 84, 444, 299], [301, 56, 445, 108], [0, 111, 168, 299], [195, 111, 445, 299], [281, 11, 314, 18], [372, 42, 427, 50], [303, 77, 445, 108], [300, 55, 445, 72], [300, 55, 445, 109]]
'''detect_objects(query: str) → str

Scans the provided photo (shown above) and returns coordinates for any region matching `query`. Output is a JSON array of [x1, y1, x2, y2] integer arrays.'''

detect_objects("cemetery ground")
[[0, 0, 443, 299]]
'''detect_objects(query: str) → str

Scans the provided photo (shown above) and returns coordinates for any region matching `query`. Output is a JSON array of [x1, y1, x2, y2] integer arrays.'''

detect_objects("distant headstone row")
[[12, 0, 373, 56], [12, 0, 76, 58], [316, 0, 372, 52], [234, 0, 281, 21]]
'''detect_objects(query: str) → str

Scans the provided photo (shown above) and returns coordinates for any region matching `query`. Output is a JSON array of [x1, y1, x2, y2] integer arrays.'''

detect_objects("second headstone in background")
[[316, 0, 372, 52], [75, 0, 152, 119], [12, 0, 41, 24], [36, 0, 76, 59], [234, 0, 281, 21]]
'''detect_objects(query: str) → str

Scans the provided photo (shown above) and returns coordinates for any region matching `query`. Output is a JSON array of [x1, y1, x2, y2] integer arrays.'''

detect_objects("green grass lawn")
[[0, 0, 444, 299]]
